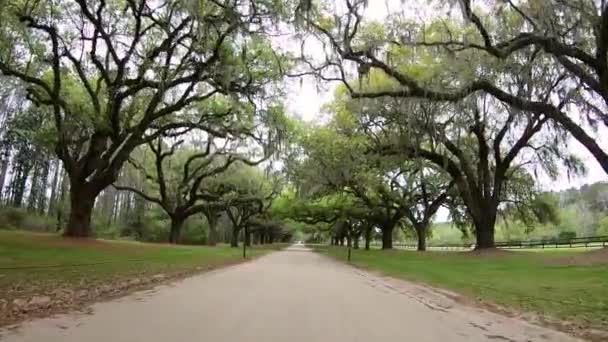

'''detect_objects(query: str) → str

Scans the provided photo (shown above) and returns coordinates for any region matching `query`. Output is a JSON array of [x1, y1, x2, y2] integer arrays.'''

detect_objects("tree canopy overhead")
[[297, 0, 608, 173]]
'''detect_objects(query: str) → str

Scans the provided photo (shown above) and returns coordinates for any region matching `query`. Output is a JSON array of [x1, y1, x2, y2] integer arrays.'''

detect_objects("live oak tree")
[[114, 133, 271, 243], [271, 169, 366, 246], [246, 217, 291, 244], [331, 90, 456, 250], [289, 116, 408, 249], [288, 92, 456, 249], [245, 178, 291, 245], [287, 125, 367, 242], [113, 93, 288, 244], [349, 173, 407, 250], [373, 95, 578, 249], [386, 165, 454, 251], [0, 0, 289, 237], [202, 203, 223, 246], [273, 192, 344, 226], [222, 165, 279, 247], [276, 192, 370, 246]]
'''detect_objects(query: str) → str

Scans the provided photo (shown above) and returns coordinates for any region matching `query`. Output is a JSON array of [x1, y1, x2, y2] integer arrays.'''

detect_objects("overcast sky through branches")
[[284, 0, 608, 193]]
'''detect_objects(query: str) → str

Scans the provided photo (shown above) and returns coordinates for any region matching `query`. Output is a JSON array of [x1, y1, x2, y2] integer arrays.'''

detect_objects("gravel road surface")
[[0, 245, 580, 341]]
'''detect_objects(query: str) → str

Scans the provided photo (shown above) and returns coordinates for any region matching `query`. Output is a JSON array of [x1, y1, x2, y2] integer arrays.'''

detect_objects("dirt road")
[[0, 245, 580, 341]]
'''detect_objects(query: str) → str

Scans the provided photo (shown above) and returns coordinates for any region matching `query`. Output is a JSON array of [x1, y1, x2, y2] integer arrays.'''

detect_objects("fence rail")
[[372, 235, 608, 250]]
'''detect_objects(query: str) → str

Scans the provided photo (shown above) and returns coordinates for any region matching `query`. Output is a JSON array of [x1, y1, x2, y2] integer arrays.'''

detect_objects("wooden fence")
[[386, 235, 608, 250]]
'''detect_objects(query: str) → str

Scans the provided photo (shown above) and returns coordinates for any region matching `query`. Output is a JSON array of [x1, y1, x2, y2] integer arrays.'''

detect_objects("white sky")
[[284, 0, 608, 192]]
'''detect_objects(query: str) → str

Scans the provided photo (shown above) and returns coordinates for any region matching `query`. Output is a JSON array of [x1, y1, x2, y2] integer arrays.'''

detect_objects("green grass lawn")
[[0, 230, 282, 309], [315, 246, 608, 329]]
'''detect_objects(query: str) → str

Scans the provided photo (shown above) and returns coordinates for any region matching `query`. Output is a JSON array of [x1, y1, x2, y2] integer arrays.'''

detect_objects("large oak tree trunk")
[[474, 223, 496, 249], [61, 132, 136, 238], [381, 224, 394, 249], [206, 215, 218, 246], [64, 185, 97, 237], [230, 226, 239, 247], [365, 227, 371, 250], [415, 224, 427, 251], [169, 217, 184, 244], [473, 209, 497, 249]]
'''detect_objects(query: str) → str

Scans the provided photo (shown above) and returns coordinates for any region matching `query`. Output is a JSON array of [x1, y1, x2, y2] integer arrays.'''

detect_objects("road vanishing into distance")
[[1, 245, 580, 342]]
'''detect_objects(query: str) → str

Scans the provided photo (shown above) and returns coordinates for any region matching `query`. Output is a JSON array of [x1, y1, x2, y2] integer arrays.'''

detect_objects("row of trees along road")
[[1, 0, 607, 250], [0, 0, 297, 239], [271, 0, 606, 250]]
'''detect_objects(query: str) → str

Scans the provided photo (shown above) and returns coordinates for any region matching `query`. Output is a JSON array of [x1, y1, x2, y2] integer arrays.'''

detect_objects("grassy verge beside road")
[[314, 245, 608, 332], [0, 230, 283, 326]]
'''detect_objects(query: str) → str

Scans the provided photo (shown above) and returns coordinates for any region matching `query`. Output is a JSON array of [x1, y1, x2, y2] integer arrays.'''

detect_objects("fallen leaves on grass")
[[0, 272, 170, 326], [0, 259, 246, 327]]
